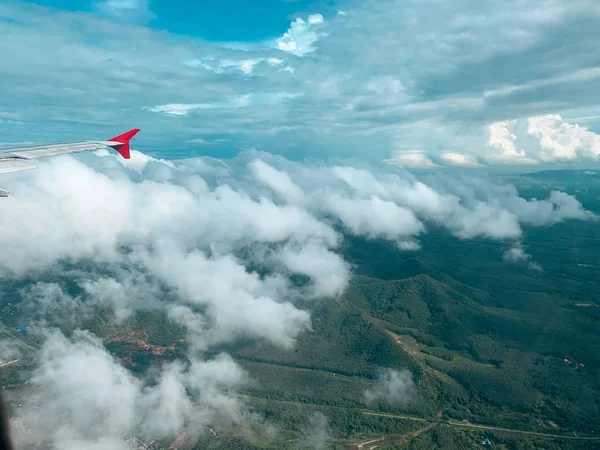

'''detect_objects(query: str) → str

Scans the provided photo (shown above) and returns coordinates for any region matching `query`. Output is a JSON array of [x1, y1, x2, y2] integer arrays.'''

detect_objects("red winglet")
[[108, 128, 140, 160]]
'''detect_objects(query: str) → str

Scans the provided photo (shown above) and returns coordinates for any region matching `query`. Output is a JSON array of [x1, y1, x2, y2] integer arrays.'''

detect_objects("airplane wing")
[[0, 128, 140, 197]]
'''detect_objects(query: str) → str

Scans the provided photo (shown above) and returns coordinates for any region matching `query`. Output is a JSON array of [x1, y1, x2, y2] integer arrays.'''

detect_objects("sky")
[[1, 0, 600, 168]]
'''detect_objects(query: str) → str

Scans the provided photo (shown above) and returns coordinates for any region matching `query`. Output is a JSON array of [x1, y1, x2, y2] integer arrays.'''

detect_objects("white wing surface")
[[0, 128, 140, 196]]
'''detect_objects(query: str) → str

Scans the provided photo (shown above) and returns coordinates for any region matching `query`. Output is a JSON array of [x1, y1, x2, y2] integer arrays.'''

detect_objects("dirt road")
[[352, 411, 442, 450]]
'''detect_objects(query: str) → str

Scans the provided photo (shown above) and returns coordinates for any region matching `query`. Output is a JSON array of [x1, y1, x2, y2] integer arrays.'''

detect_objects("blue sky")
[[1, 0, 600, 167], [20, 0, 335, 41]]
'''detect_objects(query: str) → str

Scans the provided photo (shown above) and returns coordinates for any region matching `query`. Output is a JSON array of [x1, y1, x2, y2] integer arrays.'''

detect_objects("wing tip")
[[109, 128, 140, 160]]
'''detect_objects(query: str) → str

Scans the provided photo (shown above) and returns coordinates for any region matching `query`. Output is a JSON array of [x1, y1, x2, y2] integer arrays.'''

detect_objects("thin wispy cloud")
[[94, 0, 156, 23]]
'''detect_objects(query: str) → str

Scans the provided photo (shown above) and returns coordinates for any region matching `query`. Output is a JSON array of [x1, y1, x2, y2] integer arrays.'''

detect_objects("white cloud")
[[185, 138, 211, 145], [330, 166, 389, 198], [397, 239, 421, 251], [141, 241, 312, 350], [0, 158, 593, 322], [503, 242, 543, 271], [451, 203, 522, 240], [146, 93, 300, 116], [185, 57, 284, 75], [11, 330, 140, 448], [384, 151, 439, 169], [249, 159, 305, 204], [193, 184, 339, 248], [277, 241, 350, 298], [323, 193, 425, 242], [364, 369, 416, 407], [487, 121, 538, 164], [318, 163, 593, 241], [11, 330, 249, 449], [481, 114, 600, 164], [145, 103, 205, 116], [308, 14, 324, 25], [81, 273, 160, 322], [95, 148, 175, 172], [527, 114, 600, 162], [240, 59, 259, 75], [276, 14, 325, 56], [504, 242, 530, 262], [441, 152, 484, 167], [301, 412, 332, 450], [483, 67, 600, 102], [497, 189, 595, 226]]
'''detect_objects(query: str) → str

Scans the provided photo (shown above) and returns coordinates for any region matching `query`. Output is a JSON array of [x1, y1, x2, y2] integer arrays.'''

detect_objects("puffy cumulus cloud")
[[0, 157, 194, 274], [2, 152, 590, 308], [194, 185, 338, 250], [430, 175, 595, 227], [486, 122, 538, 164], [502, 190, 595, 226], [422, 173, 596, 239], [276, 14, 325, 56], [328, 166, 456, 220], [364, 369, 416, 407], [503, 243, 530, 263], [527, 114, 600, 162], [503, 242, 543, 271], [10, 330, 248, 449], [16, 330, 140, 445], [0, 156, 340, 275], [139, 354, 247, 435], [286, 161, 593, 242], [483, 115, 600, 164], [449, 203, 521, 240], [276, 241, 350, 297], [322, 193, 425, 244], [326, 166, 520, 240], [140, 241, 312, 350], [249, 159, 305, 204], [95, 148, 176, 173]]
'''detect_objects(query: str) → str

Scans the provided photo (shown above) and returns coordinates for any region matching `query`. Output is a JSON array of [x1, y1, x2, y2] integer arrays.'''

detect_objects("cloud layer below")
[[0, 149, 595, 448]]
